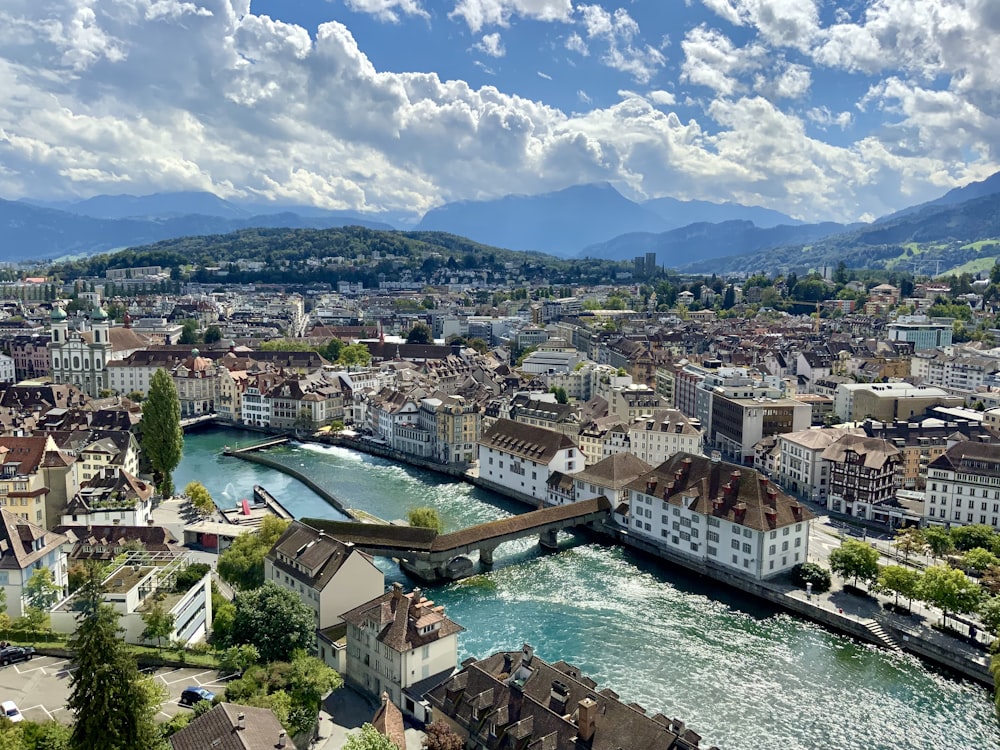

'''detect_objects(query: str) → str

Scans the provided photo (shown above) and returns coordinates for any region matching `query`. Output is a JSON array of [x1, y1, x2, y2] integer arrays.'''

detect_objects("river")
[[175, 428, 1000, 750]]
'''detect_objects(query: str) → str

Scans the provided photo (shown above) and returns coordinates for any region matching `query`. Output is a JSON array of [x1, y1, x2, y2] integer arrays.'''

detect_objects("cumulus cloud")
[[343, 0, 429, 23], [0, 0, 996, 224], [807, 106, 852, 130], [576, 4, 665, 83], [475, 32, 505, 57], [449, 0, 574, 33], [565, 32, 588, 56]]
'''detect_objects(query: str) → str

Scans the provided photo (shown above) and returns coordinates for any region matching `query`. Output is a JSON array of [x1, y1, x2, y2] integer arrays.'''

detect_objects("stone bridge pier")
[[539, 528, 560, 550], [479, 544, 499, 567]]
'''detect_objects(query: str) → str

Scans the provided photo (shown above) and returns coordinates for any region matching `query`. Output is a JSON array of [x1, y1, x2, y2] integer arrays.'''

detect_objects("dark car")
[[179, 686, 215, 707], [0, 647, 35, 666]]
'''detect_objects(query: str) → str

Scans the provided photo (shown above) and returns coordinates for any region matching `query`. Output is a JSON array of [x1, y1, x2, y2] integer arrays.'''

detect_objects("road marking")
[[53, 666, 78, 677], [23, 704, 54, 720]]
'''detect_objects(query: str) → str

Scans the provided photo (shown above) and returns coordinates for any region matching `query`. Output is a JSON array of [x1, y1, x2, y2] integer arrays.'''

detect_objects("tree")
[[962, 547, 1000, 575], [210, 601, 236, 648], [174, 563, 211, 593], [286, 650, 342, 714], [406, 323, 433, 344], [203, 325, 223, 344], [141, 599, 175, 649], [791, 562, 831, 593], [894, 527, 926, 562], [230, 582, 315, 663], [950, 524, 999, 553], [407, 507, 443, 533], [141, 369, 183, 497], [184, 481, 215, 519], [917, 564, 982, 628], [338, 343, 371, 369], [981, 564, 1000, 595], [923, 526, 955, 560], [979, 596, 1000, 636], [875, 565, 921, 611], [323, 337, 344, 362], [423, 721, 463, 750], [293, 407, 315, 436], [548, 386, 568, 404], [344, 724, 398, 750], [828, 539, 880, 588], [218, 517, 291, 590], [218, 644, 260, 676], [179, 319, 200, 345], [24, 568, 60, 611], [67, 579, 165, 750]]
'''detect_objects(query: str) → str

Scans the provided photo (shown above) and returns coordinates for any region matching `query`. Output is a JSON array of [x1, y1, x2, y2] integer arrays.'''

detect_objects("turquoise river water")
[[175, 428, 1000, 750]]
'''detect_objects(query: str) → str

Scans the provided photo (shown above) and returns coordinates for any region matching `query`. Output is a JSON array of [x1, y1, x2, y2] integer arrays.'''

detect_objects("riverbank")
[[221, 426, 995, 689]]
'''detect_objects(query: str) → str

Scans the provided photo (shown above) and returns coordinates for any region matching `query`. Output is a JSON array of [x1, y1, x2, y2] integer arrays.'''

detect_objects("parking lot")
[[0, 655, 236, 723]]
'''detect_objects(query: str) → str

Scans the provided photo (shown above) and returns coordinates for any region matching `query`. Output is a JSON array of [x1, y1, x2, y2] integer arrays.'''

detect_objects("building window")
[[742, 542, 751, 554]]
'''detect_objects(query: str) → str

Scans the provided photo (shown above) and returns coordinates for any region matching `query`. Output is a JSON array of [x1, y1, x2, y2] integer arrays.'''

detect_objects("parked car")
[[179, 686, 215, 707], [1, 701, 23, 723], [0, 646, 35, 666]]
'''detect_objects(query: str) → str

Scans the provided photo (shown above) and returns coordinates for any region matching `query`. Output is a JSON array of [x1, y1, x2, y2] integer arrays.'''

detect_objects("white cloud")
[[475, 32, 505, 57], [565, 32, 589, 56], [537, 70, 552, 80], [449, 0, 574, 33], [648, 90, 676, 106], [807, 106, 852, 130], [577, 89, 592, 104], [344, 0, 429, 23], [0, 0, 995, 224], [576, 5, 665, 83], [754, 61, 810, 100], [699, 0, 820, 52]]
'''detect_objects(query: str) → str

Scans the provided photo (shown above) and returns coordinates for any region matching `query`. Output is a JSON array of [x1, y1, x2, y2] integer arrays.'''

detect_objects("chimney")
[[646, 480, 657, 494], [766, 487, 778, 504], [577, 697, 597, 742], [759, 476, 769, 488], [710, 450, 721, 463], [791, 503, 803, 520], [681, 457, 692, 475], [411, 587, 422, 608], [733, 502, 747, 523], [521, 643, 534, 666], [237, 713, 246, 730], [391, 581, 403, 601], [277, 731, 287, 748]]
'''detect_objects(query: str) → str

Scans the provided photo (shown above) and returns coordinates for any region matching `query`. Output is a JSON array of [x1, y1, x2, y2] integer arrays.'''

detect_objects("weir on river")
[[176, 427, 1000, 750]]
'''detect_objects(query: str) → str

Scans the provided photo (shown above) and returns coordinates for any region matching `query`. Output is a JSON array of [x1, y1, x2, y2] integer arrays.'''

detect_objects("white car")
[[1, 700, 22, 723]]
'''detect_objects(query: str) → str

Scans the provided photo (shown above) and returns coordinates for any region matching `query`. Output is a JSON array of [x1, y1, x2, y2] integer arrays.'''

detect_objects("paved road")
[[0, 655, 236, 724]]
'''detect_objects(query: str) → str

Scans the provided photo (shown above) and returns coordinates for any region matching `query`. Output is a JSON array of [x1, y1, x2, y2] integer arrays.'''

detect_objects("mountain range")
[[5, 172, 1000, 275]]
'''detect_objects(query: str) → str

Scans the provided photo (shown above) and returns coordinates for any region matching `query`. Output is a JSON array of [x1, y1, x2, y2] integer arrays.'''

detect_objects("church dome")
[[50, 306, 67, 321], [91, 306, 108, 321]]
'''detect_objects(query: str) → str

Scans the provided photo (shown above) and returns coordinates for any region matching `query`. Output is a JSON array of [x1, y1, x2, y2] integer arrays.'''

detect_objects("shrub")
[[791, 562, 832, 593], [175, 563, 211, 593]]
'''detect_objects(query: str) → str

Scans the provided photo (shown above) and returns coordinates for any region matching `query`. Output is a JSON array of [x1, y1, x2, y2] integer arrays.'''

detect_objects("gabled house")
[[478, 419, 583, 502], [169, 703, 289, 750], [0, 508, 68, 617], [342, 583, 464, 724]]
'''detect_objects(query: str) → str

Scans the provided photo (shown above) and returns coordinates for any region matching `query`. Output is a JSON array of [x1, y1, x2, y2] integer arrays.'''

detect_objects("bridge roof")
[[301, 496, 611, 553]]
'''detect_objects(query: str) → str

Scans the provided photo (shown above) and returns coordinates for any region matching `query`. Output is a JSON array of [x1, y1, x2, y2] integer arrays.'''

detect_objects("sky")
[[1, 0, 999, 223]]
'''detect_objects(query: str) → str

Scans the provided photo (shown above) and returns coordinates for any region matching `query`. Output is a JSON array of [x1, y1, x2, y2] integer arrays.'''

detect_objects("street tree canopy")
[[917, 564, 982, 626], [828, 539, 880, 588], [406, 322, 433, 344], [407, 507, 443, 534], [875, 564, 921, 610], [184, 481, 215, 518]]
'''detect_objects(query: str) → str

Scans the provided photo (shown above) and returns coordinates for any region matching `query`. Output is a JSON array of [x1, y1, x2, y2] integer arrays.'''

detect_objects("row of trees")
[[828, 538, 991, 629]]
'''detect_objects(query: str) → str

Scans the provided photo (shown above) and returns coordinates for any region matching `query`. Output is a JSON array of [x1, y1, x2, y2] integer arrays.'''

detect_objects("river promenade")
[[217, 425, 995, 688]]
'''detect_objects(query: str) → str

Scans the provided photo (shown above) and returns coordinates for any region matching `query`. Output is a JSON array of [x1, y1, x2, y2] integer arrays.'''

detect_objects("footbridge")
[[301, 496, 611, 582]]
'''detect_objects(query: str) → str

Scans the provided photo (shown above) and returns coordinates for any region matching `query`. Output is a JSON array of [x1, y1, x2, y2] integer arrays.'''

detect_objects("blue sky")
[[1, 1, 998, 223]]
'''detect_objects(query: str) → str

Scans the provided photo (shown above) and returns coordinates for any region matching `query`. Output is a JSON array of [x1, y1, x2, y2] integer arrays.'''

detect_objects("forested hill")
[[48, 226, 628, 286], [682, 190, 1000, 275]]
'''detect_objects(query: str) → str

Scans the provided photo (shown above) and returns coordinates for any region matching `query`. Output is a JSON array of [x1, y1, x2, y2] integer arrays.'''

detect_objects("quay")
[[221, 429, 996, 689]]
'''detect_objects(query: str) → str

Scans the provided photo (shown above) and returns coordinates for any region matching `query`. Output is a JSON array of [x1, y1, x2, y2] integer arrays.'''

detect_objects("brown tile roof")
[[820, 434, 901, 469], [572, 453, 652, 489], [341, 583, 464, 654], [266, 520, 361, 592], [625, 452, 814, 532], [928, 440, 1000, 477], [426, 645, 706, 750], [479, 418, 579, 463], [371, 693, 406, 750], [0, 509, 67, 571], [168, 703, 287, 750]]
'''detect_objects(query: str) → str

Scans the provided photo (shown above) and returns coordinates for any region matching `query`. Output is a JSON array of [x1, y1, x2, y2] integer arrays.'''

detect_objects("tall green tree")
[[405, 322, 433, 344], [230, 582, 315, 663], [338, 343, 371, 369], [407, 507, 443, 533], [203, 325, 222, 344], [141, 369, 183, 496], [179, 319, 200, 345], [875, 564, 921, 611], [217, 516, 290, 590], [917, 564, 982, 629], [184, 481, 215, 518], [894, 527, 925, 562], [923, 526, 955, 560], [140, 599, 175, 648], [67, 579, 165, 750], [829, 539, 880, 588], [24, 568, 61, 610]]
